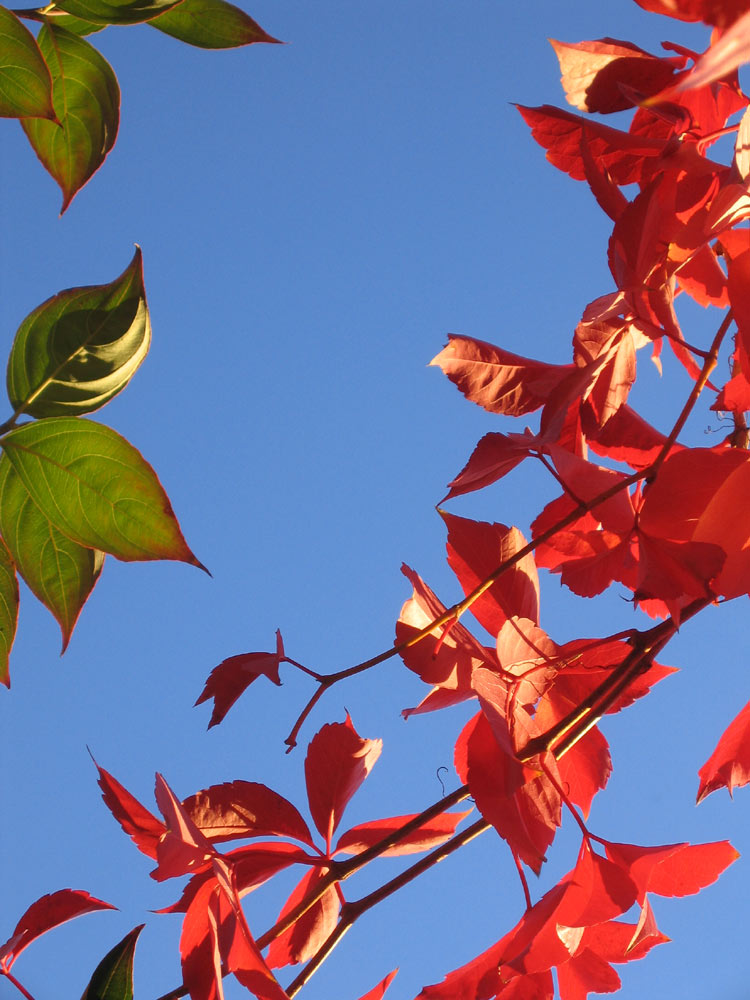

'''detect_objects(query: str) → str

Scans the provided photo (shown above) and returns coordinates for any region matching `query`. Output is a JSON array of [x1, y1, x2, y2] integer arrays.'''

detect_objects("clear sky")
[[1, 2, 747, 999]]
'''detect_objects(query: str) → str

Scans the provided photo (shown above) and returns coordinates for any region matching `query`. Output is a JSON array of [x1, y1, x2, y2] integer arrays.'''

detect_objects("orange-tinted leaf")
[[551, 37, 680, 114], [196, 630, 284, 728], [305, 715, 381, 847], [182, 779, 314, 847], [266, 867, 339, 969], [698, 698, 750, 799], [334, 810, 471, 857], [431, 334, 574, 416], [95, 761, 165, 859], [442, 511, 540, 634], [0, 889, 115, 970]]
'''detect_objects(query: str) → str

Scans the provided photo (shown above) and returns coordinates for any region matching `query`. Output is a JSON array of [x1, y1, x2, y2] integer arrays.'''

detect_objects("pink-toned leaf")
[[431, 334, 574, 416], [305, 715, 382, 847], [0, 889, 115, 970], [334, 810, 471, 857], [196, 630, 284, 728], [182, 779, 314, 847], [152, 773, 215, 881]]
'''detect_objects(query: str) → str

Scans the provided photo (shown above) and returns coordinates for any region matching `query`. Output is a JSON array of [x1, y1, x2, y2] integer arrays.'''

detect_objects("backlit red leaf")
[[603, 838, 738, 898], [334, 810, 471, 857], [556, 841, 638, 928], [442, 430, 535, 501], [153, 773, 215, 881], [431, 335, 574, 416], [0, 889, 115, 970], [633, 0, 750, 26], [95, 761, 165, 859], [196, 629, 284, 728], [266, 867, 339, 968], [182, 780, 314, 847], [556, 947, 621, 1000], [698, 698, 750, 800], [305, 715, 382, 847], [354, 969, 398, 1000]]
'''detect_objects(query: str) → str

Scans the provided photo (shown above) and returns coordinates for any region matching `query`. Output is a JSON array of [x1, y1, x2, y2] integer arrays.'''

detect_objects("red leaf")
[[442, 511, 541, 633], [334, 810, 471, 857], [603, 838, 738, 899], [556, 947, 621, 1000], [556, 840, 638, 928], [581, 905, 669, 962], [430, 334, 575, 416], [305, 715, 382, 848], [442, 430, 536, 501], [266, 867, 340, 968], [698, 698, 750, 799], [0, 889, 115, 971], [655, 9, 750, 96], [94, 761, 165, 859], [196, 630, 284, 728], [354, 969, 398, 1000], [516, 104, 665, 185], [182, 780, 314, 847], [555, 725, 612, 819], [633, 0, 750, 27], [152, 773, 216, 881]]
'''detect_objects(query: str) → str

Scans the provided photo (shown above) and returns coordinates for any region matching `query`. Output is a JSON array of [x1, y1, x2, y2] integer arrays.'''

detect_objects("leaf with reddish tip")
[[431, 334, 574, 416], [21, 25, 118, 213], [196, 630, 284, 728], [94, 761, 165, 859], [7, 248, 151, 419], [0, 532, 18, 685], [305, 715, 382, 847], [182, 779, 314, 847], [0, 457, 103, 651], [1, 417, 205, 569], [80, 924, 143, 1000], [150, 0, 281, 48], [0, 889, 115, 970], [0, 6, 55, 120], [334, 810, 471, 857]]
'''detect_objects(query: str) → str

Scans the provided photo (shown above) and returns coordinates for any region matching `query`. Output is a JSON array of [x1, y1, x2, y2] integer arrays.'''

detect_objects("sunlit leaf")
[[0, 417, 205, 568], [21, 25, 119, 212], [0, 456, 104, 650], [0, 532, 18, 685], [7, 248, 150, 418], [0, 6, 55, 120], [150, 0, 281, 48], [80, 925, 143, 1000]]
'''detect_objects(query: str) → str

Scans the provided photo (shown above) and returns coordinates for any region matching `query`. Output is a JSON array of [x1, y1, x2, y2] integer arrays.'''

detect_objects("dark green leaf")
[[7, 248, 151, 418], [0, 418, 207, 569], [150, 0, 280, 49], [55, 0, 181, 26], [0, 457, 104, 650], [0, 531, 19, 686], [21, 25, 119, 213], [80, 924, 143, 1000], [0, 6, 56, 119]]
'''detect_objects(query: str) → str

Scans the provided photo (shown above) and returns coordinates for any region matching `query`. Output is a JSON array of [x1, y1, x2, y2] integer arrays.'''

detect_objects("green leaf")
[[7, 248, 151, 418], [21, 25, 119, 213], [149, 0, 280, 49], [0, 457, 104, 651], [0, 531, 19, 686], [80, 924, 143, 1000], [47, 12, 106, 36], [0, 6, 56, 119], [55, 0, 181, 26], [0, 418, 207, 569]]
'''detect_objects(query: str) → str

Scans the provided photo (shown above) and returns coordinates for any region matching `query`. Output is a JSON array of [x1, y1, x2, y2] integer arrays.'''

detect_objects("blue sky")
[[1, 2, 748, 998]]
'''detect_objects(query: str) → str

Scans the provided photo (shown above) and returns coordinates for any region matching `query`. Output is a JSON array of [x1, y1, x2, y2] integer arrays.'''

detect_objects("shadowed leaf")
[[7, 248, 150, 418], [0, 6, 55, 120], [21, 25, 119, 212], [80, 925, 143, 1000], [0, 532, 18, 686], [55, 0, 181, 25]]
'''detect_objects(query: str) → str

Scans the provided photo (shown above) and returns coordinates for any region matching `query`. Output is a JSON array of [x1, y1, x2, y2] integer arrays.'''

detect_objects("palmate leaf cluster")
[[8, 1, 750, 999]]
